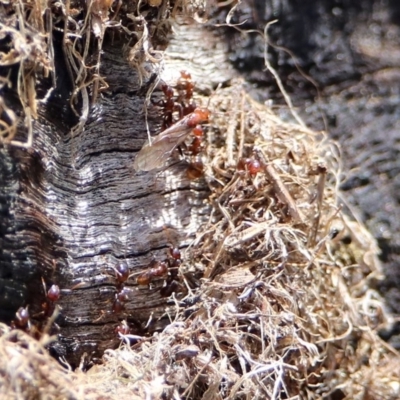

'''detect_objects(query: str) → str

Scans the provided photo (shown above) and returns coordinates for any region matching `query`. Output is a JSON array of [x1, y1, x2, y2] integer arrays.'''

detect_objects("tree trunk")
[[0, 6, 232, 365]]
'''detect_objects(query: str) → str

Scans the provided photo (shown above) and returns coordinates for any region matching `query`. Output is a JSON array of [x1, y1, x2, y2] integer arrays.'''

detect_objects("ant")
[[11, 307, 31, 331], [156, 71, 196, 129], [159, 83, 179, 129], [115, 320, 130, 336], [186, 125, 205, 179], [112, 288, 129, 313], [188, 125, 204, 155], [133, 107, 210, 172], [137, 260, 168, 286], [132, 246, 187, 299], [237, 157, 262, 176], [47, 284, 61, 302], [160, 247, 183, 296], [40, 279, 61, 318], [111, 261, 130, 314], [176, 71, 196, 114], [135, 71, 208, 173], [186, 159, 204, 180], [169, 247, 181, 261], [10, 279, 61, 335], [112, 261, 130, 289]]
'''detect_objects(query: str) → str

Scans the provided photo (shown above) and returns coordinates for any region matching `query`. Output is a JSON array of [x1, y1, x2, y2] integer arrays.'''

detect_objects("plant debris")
[[2, 79, 400, 399], [1, 0, 400, 399], [0, 0, 207, 145]]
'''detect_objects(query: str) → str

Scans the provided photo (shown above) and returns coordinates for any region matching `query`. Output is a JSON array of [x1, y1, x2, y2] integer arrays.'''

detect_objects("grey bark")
[[0, 23, 230, 366]]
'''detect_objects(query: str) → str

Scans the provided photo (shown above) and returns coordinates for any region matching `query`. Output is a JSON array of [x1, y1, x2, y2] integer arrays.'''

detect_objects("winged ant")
[[134, 71, 209, 175]]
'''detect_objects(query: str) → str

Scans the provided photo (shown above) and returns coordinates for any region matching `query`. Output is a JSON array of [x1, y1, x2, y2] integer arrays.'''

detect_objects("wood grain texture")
[[0, 28, 224, 366]]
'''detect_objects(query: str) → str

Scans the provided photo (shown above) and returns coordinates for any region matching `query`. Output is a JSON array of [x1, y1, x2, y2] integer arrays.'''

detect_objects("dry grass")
[[0, 0, 207, 144], [1, 0, 400, 399], [2, 81, 400, 399]]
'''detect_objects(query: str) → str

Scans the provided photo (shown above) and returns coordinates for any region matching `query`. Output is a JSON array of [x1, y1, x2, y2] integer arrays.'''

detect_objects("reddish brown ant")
[[10, 280, 62, 335], [136, 271, 152, 286], [134, 107, 210, 172], [183, 102, 197, 116], [158, 247, 185, 297], [135, 247, 185, 298], [41, 278, 61, 303], [112, 287, 130, 313], [150, 260, 169, 276], [116, 287, 129, 302], [137, 260, 168, 286], [192, 125, 203, 138], [162, 84, 174, 105], [188, 137, 203, 155], [110, 262, 130, 314], [186, 159, 204, 180], [187, 125, 204, 156], [136, 70, 208, 172], [111, 261, 129, 289], [160, 83, 179, 129], [112, 298, 124, 313], [40, 279, 61, 318], [157, 71, 196, 129], [115, 320, 130, 336], [177, 70, 195, 103], [237, 158, 262, 176], [169, 247, 182, 275], [168, 261, 181, 284], [47, 284, 61, 302], [11, 307, 31, 330], [169, 247, 181, 260], [178, 71, 196, 115]]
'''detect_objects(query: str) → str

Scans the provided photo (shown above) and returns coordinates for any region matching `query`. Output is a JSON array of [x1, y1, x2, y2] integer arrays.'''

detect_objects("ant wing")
[[134, 123, 192, 172], [133, 140, 176, 171]]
